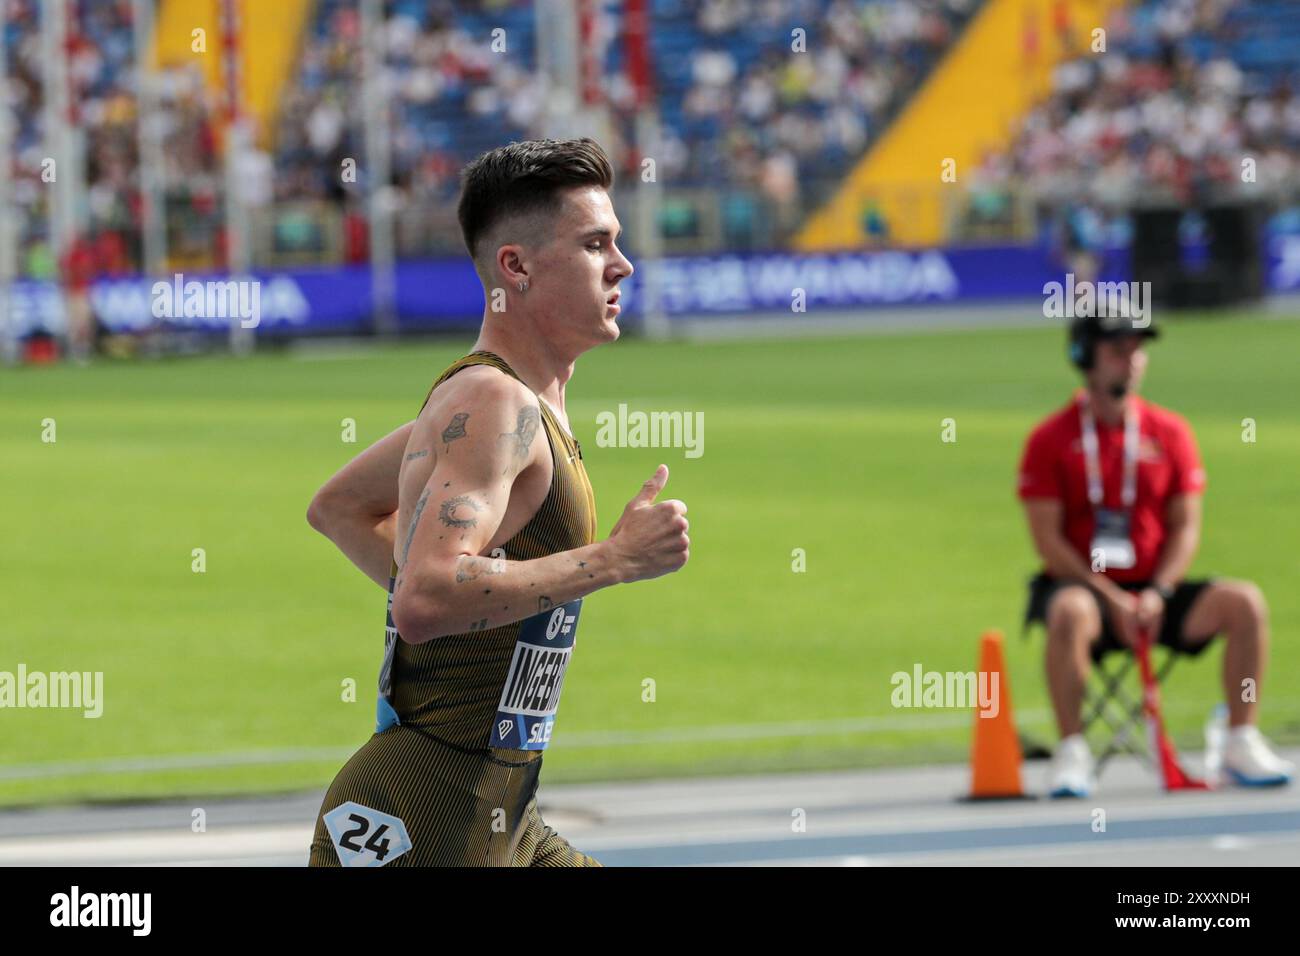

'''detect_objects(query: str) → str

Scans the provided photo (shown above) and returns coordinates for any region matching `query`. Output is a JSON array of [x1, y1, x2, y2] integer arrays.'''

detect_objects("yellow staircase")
[[795, 0, 1128, 250], [154, 0, 314, 146]]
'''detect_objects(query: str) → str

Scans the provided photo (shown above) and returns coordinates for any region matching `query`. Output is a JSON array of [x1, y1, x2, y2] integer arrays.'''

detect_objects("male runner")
[[1018, 311, 1293, 797], [305, 138, 690, 865]]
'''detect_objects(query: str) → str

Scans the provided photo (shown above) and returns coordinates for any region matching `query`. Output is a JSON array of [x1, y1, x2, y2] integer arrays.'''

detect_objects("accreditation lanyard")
[[1078, 394, 1139, 510]]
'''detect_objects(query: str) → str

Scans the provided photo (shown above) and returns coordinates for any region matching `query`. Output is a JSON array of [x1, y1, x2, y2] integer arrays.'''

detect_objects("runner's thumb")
[[629, 464, 669, 509]]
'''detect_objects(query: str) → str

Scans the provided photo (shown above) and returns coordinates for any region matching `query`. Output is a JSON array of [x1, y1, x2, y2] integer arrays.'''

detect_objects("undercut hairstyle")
[[456, 138, 614, 274]]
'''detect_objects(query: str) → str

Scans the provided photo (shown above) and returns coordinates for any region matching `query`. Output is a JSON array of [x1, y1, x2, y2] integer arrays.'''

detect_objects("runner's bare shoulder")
[[417, 364, 544, 475]]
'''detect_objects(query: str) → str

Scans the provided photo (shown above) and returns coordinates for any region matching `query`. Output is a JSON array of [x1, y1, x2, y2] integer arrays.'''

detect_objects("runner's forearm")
[[307, 420, 414, 588], [309, 505, 398, 589], [394, 540, 622, 642]]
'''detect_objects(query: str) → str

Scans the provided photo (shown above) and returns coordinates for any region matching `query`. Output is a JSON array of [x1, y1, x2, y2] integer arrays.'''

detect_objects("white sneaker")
[[1224, 726, 1295, 787], [1049, 733, 1096, 798], [1203, 704, 1228, 783]]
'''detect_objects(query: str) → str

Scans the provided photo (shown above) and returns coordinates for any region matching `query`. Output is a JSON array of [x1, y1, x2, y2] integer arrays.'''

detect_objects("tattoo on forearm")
[[405, 448, 430, 461], [454, 554, 506, 584], [538, 595, 553, 613], [499, 405, 540, 471], [442, 412, 469, 449], [439, 494, 482, 529], [400, 489, 431, 565]]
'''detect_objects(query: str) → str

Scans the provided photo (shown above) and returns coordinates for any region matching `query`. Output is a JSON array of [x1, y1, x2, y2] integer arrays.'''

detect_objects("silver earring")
[[518, 280, 528, 293]]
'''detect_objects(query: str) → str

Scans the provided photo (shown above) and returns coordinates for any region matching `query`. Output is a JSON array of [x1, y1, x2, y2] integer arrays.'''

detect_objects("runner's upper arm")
[[390, 373, 541, 641], [307, 420, 414, 530]]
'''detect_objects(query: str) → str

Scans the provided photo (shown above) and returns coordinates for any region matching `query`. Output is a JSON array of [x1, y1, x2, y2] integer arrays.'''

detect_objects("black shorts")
[[1023, 573, 1218, 661]]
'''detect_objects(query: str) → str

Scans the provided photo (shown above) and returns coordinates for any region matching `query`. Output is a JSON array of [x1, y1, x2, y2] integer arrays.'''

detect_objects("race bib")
[[492, 600, 582, 750], [1091, 508, 1136, 571], [323, 801, 413, 868], [375, 575, 402, 733]]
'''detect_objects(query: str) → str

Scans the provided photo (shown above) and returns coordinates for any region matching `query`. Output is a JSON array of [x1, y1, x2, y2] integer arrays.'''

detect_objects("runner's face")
[[531, 186, 633, 352], [1091, 335, 1147, 397]]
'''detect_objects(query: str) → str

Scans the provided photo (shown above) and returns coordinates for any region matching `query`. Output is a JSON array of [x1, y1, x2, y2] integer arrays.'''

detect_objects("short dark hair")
[[456, 138, 614, 265]]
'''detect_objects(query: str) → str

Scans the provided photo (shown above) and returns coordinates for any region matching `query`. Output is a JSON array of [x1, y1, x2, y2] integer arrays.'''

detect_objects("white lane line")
[[0, 823, 314, 865], [882, 831, 1300, 866], [546, 764, 1300, 822], [559, 711, 1023, 746], [1209, 835, 1252, 851], [5, 805, 1297, 866], [0, 747, 355, 781], [3, 705, 1292, 781], [729, 855, 895, 867], [0, 711, 1045, 781]]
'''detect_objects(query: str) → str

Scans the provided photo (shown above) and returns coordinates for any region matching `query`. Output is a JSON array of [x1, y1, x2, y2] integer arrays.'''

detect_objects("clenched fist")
[[605, 464, 690, 583]]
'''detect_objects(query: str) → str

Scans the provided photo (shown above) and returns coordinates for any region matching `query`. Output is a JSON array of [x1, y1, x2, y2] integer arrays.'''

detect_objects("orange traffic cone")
[[966, 629, 1029, 800]]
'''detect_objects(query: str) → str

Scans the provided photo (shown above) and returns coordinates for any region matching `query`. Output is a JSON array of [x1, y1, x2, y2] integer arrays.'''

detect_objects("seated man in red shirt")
[[1018, 311, 1293, 797]]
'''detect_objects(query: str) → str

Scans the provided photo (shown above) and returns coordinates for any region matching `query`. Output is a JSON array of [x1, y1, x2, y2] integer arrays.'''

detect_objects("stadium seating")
[[979, 0, 1300, 221], [272, 0, 981, 253], [4, 0, 1299, 274]]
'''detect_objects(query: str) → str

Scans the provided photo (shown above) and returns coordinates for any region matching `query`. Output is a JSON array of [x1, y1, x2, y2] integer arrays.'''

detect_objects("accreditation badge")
[[1091, 508, 1136, 570]]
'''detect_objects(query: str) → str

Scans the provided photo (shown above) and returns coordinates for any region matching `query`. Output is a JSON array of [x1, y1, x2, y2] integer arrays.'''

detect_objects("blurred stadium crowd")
[[5, 0, 223, 277], [268, 0, 980, 256], [2, 0, 1298, 277], [965, 0, 1300, 237]]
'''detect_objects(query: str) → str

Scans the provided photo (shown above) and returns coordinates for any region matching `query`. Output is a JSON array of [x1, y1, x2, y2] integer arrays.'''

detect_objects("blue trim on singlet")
[[376, 696, 402, 733]]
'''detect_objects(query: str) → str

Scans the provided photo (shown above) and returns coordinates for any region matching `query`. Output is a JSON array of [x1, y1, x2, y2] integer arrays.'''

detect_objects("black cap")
[[1087, 310, 1159, 340], [1068, 310, 1159, 370]]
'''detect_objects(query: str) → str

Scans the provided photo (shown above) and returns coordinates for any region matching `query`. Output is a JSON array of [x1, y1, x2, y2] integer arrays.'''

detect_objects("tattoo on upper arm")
[[400, 489, 432, 565], [499, 405, 541, 470], [439, 495, 482, 529], [442, 412, 469, 449]]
